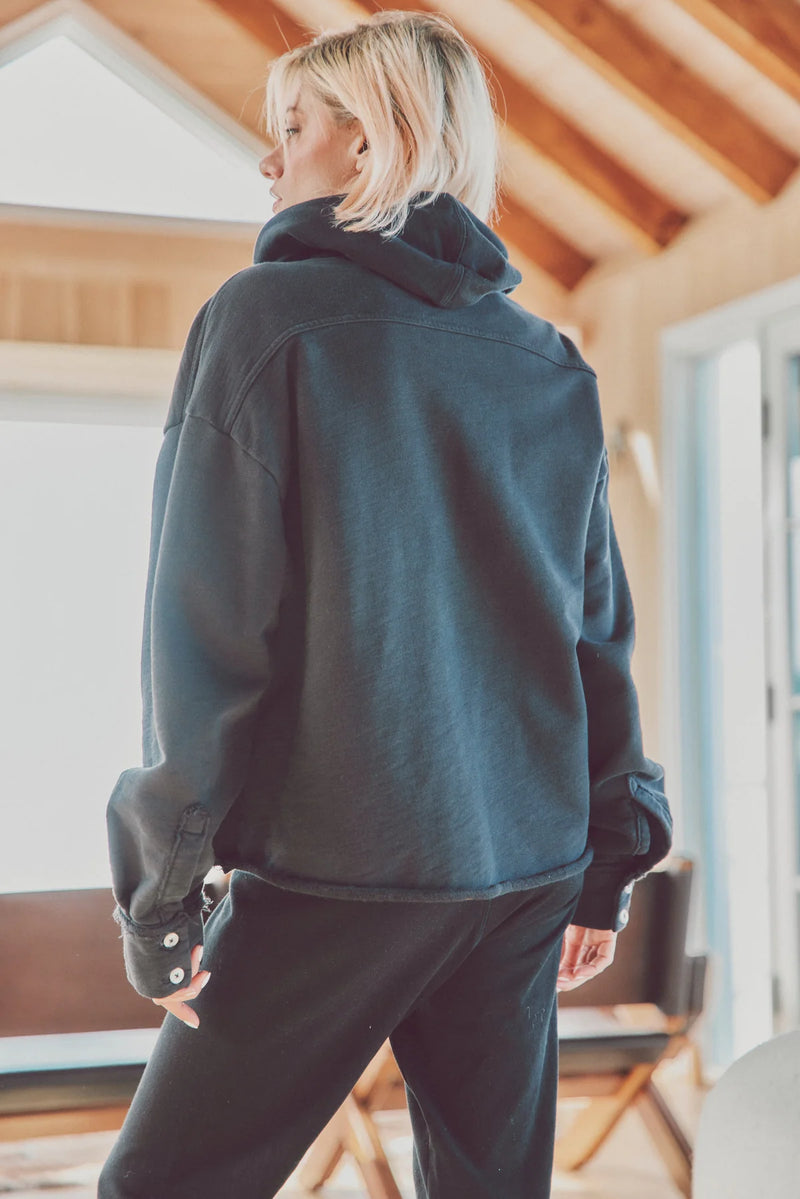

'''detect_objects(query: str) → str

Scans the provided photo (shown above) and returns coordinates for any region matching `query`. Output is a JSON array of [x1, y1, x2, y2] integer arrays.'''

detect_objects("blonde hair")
[[261, 10, 501, 239]]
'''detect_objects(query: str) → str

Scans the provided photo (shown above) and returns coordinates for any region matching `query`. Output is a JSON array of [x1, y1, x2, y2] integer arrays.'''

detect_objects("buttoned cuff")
[[112, 905, 205, 999], [570, 863, 638, 931]]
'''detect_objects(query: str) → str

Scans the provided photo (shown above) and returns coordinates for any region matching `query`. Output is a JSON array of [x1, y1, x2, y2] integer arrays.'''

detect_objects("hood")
[[252, 191, 522, 309]]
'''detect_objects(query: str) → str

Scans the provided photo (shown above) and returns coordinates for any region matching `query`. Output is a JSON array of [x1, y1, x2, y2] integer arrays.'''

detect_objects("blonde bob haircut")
[[261, 10, 501, 239]]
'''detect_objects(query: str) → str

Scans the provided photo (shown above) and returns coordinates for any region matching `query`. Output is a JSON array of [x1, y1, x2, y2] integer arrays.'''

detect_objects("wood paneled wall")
[[0, 216, 259, 348]]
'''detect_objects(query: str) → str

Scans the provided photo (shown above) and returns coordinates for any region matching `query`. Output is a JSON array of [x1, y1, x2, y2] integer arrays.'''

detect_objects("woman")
[[100, 11, 672, 1198]]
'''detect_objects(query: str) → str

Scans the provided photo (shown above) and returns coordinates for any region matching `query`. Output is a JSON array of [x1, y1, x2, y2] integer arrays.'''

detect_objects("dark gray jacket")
[[107, 191, 672, 999]]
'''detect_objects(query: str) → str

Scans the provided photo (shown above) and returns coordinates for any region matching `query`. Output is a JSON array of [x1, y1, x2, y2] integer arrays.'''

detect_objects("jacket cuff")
[[113, 905, 205, 1000], [570, 863, 637, 931]]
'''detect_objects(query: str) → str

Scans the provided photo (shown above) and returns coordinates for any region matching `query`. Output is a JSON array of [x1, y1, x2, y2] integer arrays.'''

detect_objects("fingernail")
[[199, 973, 211, 989]]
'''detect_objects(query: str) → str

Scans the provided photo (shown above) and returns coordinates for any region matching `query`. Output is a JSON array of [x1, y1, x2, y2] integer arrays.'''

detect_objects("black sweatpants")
[[98, 867, 584, 1199]]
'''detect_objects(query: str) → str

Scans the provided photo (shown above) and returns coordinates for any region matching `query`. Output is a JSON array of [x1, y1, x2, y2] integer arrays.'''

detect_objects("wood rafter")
[[513, 0, 798, 202], [498, 193, 595, 290], [210, 0, 688, 265], [201, 0, 308, 54], [670, 0, 800, 107]]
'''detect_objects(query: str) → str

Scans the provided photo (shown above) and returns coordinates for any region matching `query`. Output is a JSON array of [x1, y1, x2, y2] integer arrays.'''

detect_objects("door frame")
[[661, 275, 800, 1066]]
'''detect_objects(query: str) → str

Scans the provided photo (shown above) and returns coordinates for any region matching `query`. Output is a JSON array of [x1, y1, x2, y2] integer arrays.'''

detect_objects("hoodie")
[[107, 191, 672, 998]]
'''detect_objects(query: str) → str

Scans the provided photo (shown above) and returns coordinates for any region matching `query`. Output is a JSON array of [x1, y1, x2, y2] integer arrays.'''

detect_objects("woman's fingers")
[[556, 925, 617, 991], [558, 930, 583, 974], [151, 965, 211, 1027], [160, 999, 200, 1029], [181, 970, 212, 1000]]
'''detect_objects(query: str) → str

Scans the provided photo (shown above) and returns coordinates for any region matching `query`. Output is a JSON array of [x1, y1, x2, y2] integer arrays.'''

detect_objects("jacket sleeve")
[[571, 444, 673, 932], [106, 304, 287, 999]]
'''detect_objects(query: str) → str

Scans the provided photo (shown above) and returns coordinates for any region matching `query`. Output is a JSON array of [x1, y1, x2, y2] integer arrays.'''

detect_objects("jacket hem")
[[222, 844, 595, 903]]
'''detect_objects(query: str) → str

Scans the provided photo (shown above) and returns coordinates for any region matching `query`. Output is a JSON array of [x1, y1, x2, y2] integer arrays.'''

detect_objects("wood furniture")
[[556, 856, 707, 1197]]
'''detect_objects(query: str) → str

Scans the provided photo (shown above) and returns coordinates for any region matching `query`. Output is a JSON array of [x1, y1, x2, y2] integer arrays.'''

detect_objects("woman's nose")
[[259, 151, 281, 178]]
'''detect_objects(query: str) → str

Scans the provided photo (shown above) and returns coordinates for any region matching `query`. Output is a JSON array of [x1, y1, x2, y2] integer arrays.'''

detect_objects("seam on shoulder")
[[226, 313, 596, 426], [164, 297, 217, 433], [182, 411, 282, 493]]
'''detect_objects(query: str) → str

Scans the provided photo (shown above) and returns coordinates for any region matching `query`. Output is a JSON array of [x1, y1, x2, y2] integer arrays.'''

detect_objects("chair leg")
[[340, 1093, 405, 1199], [298, 1092, 404, 1199], [689, 1037, 708, 1089], [554, 1063, 655, 1171], [298, 1105, 349, 1190], [635, 1080, 692, 1198]]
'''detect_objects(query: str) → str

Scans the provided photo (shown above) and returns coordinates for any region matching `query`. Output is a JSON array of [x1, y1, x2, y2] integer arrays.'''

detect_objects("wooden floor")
[[0, 1052, 706, 1197]]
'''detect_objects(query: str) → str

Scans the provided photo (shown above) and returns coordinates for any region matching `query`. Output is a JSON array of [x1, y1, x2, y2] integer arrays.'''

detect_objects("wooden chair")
[[298, 1047, 409, 1199], [556, 856, 707, 1198], [0, 888, 163, 1142], [0, 861, 706, 1199], [299, 856, 708, 1199]]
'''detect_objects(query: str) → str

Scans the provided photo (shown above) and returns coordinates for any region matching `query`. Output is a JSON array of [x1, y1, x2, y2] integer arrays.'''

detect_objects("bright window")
[[0, 410, 163, 891], [0, 32, 270, 222]]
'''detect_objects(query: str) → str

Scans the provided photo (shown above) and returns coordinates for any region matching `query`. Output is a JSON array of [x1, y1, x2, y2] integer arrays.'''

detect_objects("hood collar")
[[253, 191, 522, 309]]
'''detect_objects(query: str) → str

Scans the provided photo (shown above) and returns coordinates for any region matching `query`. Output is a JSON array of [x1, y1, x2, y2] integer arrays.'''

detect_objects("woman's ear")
[[347, 120, 368, 170]]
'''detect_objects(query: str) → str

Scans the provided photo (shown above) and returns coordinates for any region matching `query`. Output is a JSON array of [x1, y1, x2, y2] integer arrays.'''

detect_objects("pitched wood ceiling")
[[206, 0, 800, 290], [3, 0, 800, 293]]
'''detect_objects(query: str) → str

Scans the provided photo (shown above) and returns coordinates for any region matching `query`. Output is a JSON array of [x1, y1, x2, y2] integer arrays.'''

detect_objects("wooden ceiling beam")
[[670, 0, 800, 106], [513, 0, 797, 202], [498, 194, 595, 290], [211, 0, 688, 257], [476, 58, 689, 251], [202, 0, 308, 56]]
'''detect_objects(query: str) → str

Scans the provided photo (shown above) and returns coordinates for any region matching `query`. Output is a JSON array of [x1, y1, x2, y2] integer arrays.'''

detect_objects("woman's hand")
[[151, 943, 211, 1028], [557, 923, 617, 991]]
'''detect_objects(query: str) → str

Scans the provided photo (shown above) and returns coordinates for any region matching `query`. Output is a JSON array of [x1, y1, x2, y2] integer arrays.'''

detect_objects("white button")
[[163, 932, 180, 949], [618, 908, 629, 926], [169, 967, 185, 985]]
